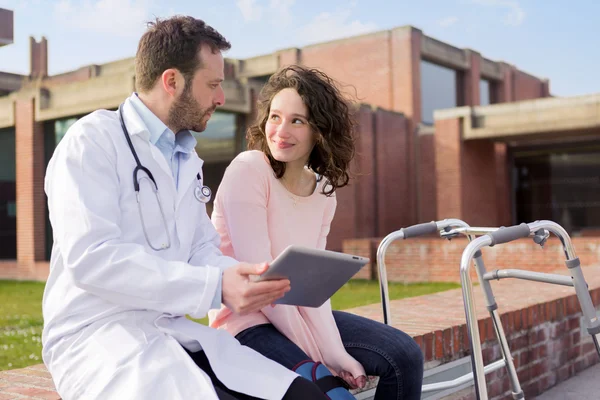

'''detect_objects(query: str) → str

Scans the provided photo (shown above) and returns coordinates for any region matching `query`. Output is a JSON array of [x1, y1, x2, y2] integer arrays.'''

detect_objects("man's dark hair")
[[135, 16, 231, 92]]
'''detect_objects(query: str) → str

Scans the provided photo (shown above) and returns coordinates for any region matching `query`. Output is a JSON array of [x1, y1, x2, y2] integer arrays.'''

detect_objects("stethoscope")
[[118, 103, 212, 251]]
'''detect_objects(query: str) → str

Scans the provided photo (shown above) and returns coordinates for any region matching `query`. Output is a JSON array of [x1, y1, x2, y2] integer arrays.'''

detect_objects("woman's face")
[[265, 88, 317, 166]]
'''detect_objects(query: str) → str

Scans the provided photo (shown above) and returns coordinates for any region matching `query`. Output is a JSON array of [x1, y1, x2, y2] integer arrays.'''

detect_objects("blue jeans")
[[235, 310, 424, 400]]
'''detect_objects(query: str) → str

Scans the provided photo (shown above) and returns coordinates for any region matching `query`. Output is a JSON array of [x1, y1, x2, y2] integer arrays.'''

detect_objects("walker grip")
[[487, 223, 530, 246], [402, 222, 438, 239]]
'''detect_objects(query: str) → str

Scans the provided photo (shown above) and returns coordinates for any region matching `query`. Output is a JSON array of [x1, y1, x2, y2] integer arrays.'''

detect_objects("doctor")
[[42, 16, 330, 400]]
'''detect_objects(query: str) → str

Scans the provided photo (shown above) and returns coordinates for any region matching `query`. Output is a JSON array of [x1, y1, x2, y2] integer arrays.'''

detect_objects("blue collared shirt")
[[129, 94, 222, 309], [129, 94, 197, 189]]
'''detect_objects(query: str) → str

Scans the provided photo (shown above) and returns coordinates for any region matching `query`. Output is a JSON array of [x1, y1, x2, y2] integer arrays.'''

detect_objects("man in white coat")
[[42, 16, 331, 400]]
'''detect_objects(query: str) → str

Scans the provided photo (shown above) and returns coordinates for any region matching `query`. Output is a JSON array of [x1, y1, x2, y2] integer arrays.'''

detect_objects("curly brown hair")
[[247, 65, 356, 196], [135, 16, 231, 92]]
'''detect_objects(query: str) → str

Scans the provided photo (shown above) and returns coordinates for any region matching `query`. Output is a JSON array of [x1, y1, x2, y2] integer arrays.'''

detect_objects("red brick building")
[[4, 16, 598, 282]]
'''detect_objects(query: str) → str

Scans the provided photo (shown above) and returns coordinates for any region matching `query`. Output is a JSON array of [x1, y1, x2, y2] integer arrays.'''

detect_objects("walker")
[[376, 219, 600, 400]]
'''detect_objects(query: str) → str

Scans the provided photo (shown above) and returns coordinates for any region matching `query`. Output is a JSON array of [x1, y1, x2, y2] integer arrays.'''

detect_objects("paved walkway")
[[534, 362, 600, 400]]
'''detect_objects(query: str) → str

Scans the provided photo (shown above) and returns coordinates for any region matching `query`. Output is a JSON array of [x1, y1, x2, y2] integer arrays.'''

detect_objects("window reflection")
[[0, 128, 16, 259], [420, 60, 458, 125], [192, 111, 236, 163], [515, 148, 600, 235], [480, 79, 491, 106], [45, 117, 79, 260]]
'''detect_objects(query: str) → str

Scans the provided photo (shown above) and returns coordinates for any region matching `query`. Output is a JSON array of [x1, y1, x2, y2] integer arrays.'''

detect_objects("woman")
[[208, 65, 424, 400]]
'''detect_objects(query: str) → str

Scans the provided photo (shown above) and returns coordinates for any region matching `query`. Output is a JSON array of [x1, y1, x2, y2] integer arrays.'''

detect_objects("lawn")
[[0, 279, 460, 371]]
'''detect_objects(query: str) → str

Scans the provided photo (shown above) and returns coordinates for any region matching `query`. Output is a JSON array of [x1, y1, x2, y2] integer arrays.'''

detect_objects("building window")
[[0, 127, 16, 259], [514, 147, 600, 235], [192, 111, 237, 163], [420, 60, 458, 125], [480, 79, 491, 106], [55, 117, 77, 144]]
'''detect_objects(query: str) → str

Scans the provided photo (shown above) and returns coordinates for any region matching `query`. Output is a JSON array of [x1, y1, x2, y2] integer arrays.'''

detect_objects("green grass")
[[0, 279, 460, 371], [330, 280, 461, 310], [0, 280, 45, 371]]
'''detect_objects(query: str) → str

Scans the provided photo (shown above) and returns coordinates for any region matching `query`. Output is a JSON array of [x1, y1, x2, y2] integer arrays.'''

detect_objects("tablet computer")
[[254, 245, 370, 308]]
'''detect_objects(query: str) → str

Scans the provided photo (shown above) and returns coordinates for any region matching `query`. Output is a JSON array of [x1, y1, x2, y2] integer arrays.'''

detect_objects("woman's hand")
[[339, 370, 367, 390], [329, 354, 367, 389]]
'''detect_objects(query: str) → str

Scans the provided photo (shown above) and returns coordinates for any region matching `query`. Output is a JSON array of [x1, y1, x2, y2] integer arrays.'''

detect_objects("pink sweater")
[[208, 151, 365, 377]]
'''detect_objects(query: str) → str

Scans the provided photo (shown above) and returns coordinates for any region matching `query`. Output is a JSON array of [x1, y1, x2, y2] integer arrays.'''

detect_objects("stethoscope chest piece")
[[195, 185, 212, 203]]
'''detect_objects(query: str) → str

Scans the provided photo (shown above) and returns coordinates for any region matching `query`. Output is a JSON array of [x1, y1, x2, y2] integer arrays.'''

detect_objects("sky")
[[0, 0, 598, 97]]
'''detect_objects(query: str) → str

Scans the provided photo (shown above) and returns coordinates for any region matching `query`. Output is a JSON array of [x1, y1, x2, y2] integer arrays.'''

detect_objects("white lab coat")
[[41, 95, 298, 400]]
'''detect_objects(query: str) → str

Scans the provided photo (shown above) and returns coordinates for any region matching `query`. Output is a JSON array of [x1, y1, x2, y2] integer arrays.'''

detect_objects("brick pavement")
[[1, 265, 599, 399]]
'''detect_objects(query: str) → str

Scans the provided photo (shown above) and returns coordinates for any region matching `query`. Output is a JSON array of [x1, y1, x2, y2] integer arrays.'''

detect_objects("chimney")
[[30, 36, 48, 79]]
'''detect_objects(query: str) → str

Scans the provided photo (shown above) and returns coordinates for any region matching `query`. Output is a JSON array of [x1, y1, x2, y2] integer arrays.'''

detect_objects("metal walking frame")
[[377, 219, 600, 399]]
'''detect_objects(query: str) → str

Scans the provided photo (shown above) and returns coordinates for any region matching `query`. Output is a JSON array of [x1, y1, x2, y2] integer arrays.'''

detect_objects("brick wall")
[[342, 238, 374, 280], [390, 27, 421, 225], [461, 140, 497, 227], [0, 261, 49, 281], [15, 99, 46, 275], [29, 37, 48, 79], [494, 143, 511, 226], [301, 31, 393, 110], [463, 51, 481, 106], [343, 236, 600, 283], [444, 291, 600, 400], [434, 118, 462, 221], [345, 265, 600, 400], [354, 105, 377, 239], [328, 107, 408, 251], [418, 133, 438, 222], [513, 69, 548, 101], [434, 115, 500, 227], [374, 108, 409, 236]]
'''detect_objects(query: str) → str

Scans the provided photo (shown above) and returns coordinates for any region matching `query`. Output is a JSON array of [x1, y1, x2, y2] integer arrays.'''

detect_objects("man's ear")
[[160, 69, 182, 98]]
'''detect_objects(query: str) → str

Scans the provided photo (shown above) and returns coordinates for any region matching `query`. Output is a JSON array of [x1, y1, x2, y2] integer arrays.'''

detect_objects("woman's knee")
[[402, 336, 424, 374], [382, 332, 424, 380]]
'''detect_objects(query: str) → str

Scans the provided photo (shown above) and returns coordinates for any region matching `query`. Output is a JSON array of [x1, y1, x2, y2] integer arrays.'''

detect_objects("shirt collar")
[[129, 93, 172, 145], [128, 93, 198, 153], [175, 131, 197, 155]]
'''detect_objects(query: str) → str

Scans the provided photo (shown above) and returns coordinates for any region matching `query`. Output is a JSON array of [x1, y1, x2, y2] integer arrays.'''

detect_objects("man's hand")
[[222, 262, 290, 315]]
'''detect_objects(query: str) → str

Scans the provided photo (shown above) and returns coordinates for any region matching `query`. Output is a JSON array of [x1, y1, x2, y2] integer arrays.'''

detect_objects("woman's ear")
[[314, 131, 324, 145]]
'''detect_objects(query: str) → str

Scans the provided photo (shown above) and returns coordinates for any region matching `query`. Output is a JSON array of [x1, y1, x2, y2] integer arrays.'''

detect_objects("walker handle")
[[402, 222, 438, 239], [487, 223, 530, 246]]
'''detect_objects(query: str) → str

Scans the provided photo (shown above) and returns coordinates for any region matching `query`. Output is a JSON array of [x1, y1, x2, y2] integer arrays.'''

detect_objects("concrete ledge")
[[432, 93, 600, 141]]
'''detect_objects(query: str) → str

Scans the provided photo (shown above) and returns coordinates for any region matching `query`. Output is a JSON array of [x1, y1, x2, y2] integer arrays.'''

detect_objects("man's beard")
[[167, 86, 215, 133]]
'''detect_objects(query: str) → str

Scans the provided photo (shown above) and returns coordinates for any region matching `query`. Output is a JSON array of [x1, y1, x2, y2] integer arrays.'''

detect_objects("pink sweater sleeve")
[[316, 191, 336, 250], [216, 156, 274, 263]]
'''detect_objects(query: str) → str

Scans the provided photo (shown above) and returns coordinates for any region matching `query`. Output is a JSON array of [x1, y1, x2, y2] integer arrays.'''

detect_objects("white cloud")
[[0, 0, 42, 10], [470, 0, 525, 26], [269, 0, 295, 27], [298, 8, 378, 45], [438, 16, 459, 28], [236, 0, 295, 26], [236, 0, 263, 22], [52, 0, 151, 38]]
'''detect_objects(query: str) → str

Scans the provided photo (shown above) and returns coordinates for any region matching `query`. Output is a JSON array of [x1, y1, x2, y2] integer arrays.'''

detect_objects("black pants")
[[185, 348, 328, 400]]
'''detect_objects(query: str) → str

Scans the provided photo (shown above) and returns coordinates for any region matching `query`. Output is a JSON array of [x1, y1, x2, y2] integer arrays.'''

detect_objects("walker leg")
[[565, 258, 600, 359], [473, 253, 524, 399]]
